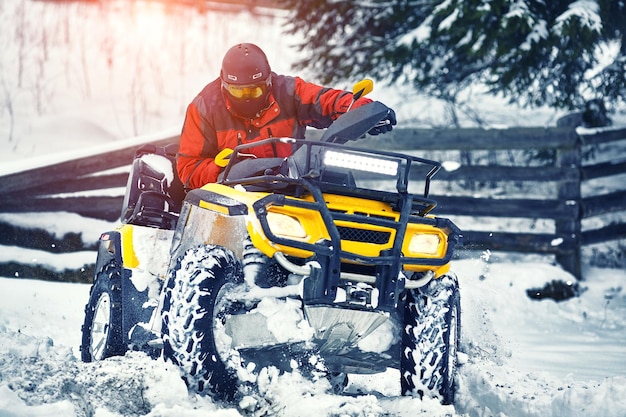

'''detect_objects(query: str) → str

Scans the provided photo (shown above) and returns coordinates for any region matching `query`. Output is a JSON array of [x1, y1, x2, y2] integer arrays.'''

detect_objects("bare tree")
[[1, 74, 16, 148]]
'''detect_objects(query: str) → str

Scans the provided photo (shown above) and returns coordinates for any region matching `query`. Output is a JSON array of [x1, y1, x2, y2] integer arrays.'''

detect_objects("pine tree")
[[282, 0, 626, 112]]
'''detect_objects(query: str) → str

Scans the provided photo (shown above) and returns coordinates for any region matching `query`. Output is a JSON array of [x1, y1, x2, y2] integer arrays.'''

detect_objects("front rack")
[[220, 138, 442, 199]]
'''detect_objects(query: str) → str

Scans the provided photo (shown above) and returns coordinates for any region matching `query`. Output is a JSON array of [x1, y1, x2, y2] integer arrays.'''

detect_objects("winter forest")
[[4, 0, 625, 160], [1, 1, 626, 416]]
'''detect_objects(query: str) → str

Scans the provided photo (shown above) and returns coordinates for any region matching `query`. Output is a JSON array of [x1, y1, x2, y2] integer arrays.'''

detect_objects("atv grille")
[[337, 226, 391, 244]]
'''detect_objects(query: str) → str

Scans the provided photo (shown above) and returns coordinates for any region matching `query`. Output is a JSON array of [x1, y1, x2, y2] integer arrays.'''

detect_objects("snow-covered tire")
[[401, 273, 461, 404], [81, 260, 127, 362], [161, 245, 244, 401]]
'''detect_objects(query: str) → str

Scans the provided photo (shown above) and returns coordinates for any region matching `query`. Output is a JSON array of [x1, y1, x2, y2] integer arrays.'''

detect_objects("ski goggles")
[[222, 78, 271, 100]]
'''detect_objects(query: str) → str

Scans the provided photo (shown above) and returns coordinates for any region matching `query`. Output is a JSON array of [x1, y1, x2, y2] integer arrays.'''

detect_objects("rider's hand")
[[368, 108, 396, 135], [214, 148, 234, 168]]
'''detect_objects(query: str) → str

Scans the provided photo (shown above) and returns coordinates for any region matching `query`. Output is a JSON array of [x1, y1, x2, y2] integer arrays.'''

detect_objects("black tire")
[[161, 245, 245, 401], [400, 273, 461, 405], [81, 260, 127, 362]]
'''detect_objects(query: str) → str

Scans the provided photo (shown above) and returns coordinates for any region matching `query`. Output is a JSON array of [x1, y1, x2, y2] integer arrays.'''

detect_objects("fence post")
[[555, 130, 582, 279]]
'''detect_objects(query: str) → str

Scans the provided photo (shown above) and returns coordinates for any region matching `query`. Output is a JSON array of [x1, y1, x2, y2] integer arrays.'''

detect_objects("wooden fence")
[[1, 126, 625, 280], [366, 126, 626, 278]]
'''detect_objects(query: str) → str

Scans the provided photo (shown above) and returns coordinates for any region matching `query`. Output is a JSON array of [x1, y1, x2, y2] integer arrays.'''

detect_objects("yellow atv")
[[80, 95, 462, 405]]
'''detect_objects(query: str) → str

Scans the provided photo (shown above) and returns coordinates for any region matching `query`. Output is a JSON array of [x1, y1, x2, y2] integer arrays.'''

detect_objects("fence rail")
[[362, 126, 626, 278], [1, 126, 625, 280], [0, 135, 177, 221]]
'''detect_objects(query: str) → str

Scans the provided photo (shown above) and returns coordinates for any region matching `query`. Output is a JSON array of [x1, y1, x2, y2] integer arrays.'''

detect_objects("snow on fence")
[[1, 126, 625, 280]]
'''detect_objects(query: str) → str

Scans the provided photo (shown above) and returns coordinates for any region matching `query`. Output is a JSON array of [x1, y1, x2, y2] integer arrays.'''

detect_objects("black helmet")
[[221, 43, 272, 118]]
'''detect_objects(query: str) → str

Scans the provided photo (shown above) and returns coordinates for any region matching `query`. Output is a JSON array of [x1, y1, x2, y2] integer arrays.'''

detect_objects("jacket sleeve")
[[293, 77, 373, 128], [177, 102, 222, 188]]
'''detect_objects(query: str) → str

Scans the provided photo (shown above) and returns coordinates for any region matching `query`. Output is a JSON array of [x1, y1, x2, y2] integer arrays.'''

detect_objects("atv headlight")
[[323, 150, 399, 176], [407, 233, 441, 256], [266, 212, 307, 239]]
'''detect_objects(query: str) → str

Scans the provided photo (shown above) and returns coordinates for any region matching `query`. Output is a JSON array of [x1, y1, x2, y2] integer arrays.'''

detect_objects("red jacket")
[[177, 73, 371, 188]]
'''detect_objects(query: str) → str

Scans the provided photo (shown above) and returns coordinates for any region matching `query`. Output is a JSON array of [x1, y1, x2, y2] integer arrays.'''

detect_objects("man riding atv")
[[80, 43, 461, 410], [177, 42, 396, 188]]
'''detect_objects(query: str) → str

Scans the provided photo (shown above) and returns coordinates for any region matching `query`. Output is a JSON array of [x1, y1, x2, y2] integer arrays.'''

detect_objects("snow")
[[1, 258, 626, 416], [140, 154, 175, 186], [1, 0, 626, 416], [556, 0, 602, 33]]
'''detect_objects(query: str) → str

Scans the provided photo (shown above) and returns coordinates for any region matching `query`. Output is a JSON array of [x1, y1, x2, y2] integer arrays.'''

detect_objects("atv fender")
[[95, 231, 160, 353], [95, 230, 123, 273]]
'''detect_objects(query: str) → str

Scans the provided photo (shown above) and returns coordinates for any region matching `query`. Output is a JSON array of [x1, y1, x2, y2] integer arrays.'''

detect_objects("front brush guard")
[[251, 179, 461, 310]]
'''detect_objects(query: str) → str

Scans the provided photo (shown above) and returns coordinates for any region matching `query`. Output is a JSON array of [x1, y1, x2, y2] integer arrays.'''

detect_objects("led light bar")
[[323, 150, 399, 176]]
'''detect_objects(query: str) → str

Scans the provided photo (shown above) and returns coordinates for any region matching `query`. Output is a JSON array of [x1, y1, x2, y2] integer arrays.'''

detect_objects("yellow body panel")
[[195, 183, 452, 276], [119, 224, 139, 269], [115, 223, 175, 278]]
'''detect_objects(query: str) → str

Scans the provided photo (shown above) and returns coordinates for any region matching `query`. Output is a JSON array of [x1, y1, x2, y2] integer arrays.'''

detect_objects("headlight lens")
[[266, 212, 307, 239], [407, 233, 441, 255]]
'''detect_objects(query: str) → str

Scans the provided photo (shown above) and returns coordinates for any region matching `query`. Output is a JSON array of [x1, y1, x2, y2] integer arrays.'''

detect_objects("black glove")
[[368, 108, 396, 135]]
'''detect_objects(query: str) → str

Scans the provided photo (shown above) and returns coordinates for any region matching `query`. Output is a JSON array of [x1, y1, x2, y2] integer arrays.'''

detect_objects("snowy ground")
[[1, 251, 626, 417], [1, 214, 626, 417], [1, 1, 626, 416]]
